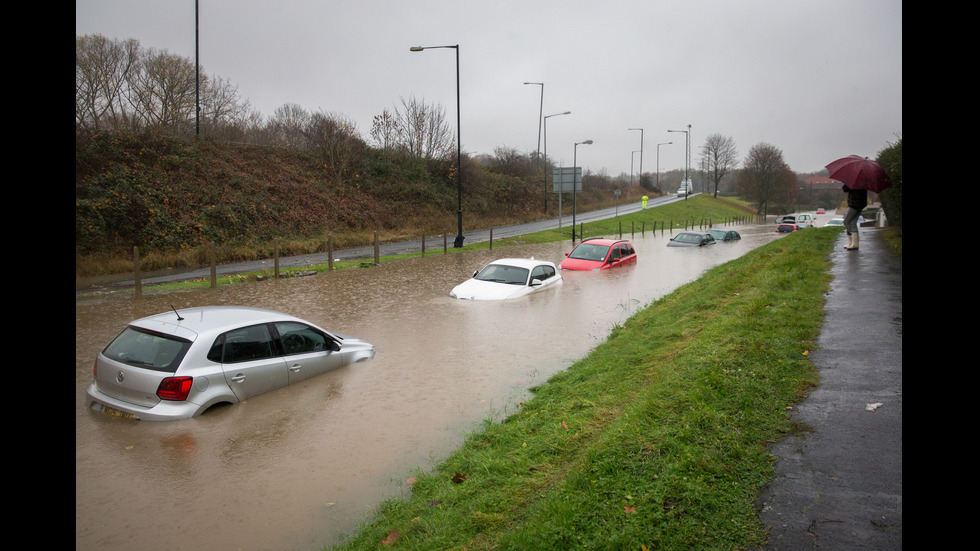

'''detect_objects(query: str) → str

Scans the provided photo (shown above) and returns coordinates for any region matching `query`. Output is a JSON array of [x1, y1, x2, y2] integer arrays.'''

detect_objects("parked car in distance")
[[706, 229, 741, 242], [560, 238, 637, 271], [825, 218, 844, 226], [796, 213, 813, 228], [85, 306, 376, 421], [450, 258, 562, 300], [668, 232, 717, 247], [776, 223, 799, 233], [816, 207, 826, 214], [775, 215, 796, 224]]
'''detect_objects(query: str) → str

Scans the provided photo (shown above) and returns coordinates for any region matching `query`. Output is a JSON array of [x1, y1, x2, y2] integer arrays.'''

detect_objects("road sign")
[[553, 166, 582, 193]]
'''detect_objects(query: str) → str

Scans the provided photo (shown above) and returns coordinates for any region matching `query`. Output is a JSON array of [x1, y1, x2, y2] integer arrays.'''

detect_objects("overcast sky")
[[76, 0, 902, 176]]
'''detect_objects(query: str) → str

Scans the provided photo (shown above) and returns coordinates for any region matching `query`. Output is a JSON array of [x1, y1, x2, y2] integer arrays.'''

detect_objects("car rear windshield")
[[102, 327, 192, 372]]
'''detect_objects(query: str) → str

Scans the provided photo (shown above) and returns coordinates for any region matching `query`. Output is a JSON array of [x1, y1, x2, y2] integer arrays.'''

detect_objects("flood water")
[[76, 221, 782, 551]]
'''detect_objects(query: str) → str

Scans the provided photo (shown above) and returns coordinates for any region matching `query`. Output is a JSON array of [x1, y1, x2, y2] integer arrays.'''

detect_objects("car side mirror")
[[328, 339, 341, 352]]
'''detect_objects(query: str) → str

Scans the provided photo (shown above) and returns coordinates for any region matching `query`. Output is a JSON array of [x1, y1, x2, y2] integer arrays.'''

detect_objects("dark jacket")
[[842, 185, 868, 210]]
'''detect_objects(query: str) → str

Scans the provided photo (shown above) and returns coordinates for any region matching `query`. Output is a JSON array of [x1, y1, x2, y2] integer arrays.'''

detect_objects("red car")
[[776, 223, 799, 233], [560, 238, 637, 271], [816, 207, 826, 214]]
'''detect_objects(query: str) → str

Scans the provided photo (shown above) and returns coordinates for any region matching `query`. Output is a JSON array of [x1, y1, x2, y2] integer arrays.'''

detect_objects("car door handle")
[[288, 363, 302, 372], [231, 373, 246, 383]]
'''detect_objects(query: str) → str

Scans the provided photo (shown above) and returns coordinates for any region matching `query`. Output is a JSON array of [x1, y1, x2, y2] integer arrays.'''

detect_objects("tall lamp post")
[[523, 82, 545, 210], [668, 125, 690, 199], [572, 139, 593, 242], [628, 127, 643, 182], [544, 111, 570, 218], [657, 142, 672, 191], [631, 150, 641, 185], [411, 44, 464, 247]]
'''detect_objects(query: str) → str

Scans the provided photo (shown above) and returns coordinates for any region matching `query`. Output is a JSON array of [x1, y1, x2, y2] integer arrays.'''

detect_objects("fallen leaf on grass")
[[380, 529, 400, 546], [451, 472, 469, 484], [624, 505, 636, 513]]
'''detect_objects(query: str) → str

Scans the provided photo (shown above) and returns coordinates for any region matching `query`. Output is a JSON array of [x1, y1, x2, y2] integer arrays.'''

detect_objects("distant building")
[[806, 176, 842, 191]]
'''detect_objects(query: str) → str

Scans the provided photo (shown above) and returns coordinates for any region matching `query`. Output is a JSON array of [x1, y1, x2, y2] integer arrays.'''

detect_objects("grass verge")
[[329, 227, 837, 550]]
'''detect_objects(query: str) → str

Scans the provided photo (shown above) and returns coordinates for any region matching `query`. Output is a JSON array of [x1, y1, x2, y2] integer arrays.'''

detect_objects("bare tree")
[[369, 109, 400, 156], [77, 34, 250, 138], [737, 143, 795, 215], [393, 96, 455, 160], [267, 103, 312, 148], [198, 74, 253, 139], [76, 34, 140, 129], [699, 133, 739, 198], [303, 111, 366, 178], [125, 48, 197, 132]]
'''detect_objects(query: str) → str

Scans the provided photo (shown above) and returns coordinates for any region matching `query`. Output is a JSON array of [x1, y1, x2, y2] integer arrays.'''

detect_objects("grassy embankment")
[[328, 225, 838, 550], [137, 194, 757, 293]]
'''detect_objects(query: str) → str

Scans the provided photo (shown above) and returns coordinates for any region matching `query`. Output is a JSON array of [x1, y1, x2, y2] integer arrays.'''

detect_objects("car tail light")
[[157, 377, 193, 401]]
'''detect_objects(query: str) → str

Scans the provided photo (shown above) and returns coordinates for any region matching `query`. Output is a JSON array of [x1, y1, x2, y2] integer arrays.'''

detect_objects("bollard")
[[328, 235, 334, 271], [274, 239, 280, 278], [490, 227, 493, 250], [421, 234, 426, 256], [374, 232, 380, 265]]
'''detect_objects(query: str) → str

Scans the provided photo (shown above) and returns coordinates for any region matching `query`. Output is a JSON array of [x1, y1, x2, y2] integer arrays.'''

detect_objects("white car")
[[796, 213, 813, 228], [450, 258, 562, 300], [85, 306, 375, 421]]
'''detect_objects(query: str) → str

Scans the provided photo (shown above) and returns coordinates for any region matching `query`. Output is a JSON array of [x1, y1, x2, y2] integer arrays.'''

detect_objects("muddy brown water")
[[76, 223, 781, 550]]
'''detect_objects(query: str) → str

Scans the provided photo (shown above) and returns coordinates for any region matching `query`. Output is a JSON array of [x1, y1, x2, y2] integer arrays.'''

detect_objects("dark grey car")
[[668, 232, 717, 247]]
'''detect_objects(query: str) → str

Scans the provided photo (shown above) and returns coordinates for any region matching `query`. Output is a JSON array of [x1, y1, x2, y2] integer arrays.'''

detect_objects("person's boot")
[[850, 232, 859, 250], [844, 232, 854, 250]]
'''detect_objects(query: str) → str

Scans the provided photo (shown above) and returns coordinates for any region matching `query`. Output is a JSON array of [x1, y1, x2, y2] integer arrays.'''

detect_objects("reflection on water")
[[76, 222, 781, 550]]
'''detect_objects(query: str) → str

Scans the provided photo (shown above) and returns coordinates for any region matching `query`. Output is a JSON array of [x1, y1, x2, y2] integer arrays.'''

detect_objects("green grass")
[[329, 227, 837, 550]]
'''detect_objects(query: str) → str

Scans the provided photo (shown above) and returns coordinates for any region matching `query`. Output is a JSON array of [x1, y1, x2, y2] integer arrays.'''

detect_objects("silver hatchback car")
[[85, 306, 375, 421]]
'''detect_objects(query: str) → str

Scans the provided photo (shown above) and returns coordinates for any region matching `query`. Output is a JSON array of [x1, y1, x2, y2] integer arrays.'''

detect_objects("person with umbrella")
[[825, 155, 893, 252], [841, 184, 867, 250]]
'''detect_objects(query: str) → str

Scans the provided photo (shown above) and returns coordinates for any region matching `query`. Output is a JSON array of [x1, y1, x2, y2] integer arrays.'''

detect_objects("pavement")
[[756, 227, 903, 549]]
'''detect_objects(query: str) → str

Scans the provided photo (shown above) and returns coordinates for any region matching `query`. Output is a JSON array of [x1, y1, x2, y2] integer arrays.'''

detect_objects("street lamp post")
[[657, 142, 672, 190], [544, 111, 570, 222], [411, 44, 464, 247], [572, 139, 593, 242], [668, 125, 690, 199], [628, 128, 643, 182], [631, 150, 641, 185], [524, 82, 545, 211]]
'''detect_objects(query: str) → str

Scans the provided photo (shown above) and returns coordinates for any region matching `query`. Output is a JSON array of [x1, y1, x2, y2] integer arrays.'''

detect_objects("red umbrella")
[[825, 155, 892, 193]]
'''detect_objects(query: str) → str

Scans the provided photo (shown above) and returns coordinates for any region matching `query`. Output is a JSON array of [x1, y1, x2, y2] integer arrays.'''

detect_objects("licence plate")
[[92, 403, 135, 420]]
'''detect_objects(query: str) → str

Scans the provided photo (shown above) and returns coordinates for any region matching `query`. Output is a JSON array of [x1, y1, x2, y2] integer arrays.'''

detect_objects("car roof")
[[487, 258, 556, 269], [129, 306, 306, 342], [578, 238, 631, 246]]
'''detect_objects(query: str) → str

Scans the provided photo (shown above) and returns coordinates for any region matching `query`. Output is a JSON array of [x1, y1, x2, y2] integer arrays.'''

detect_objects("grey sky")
[[76, 0, 902, 176]]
